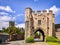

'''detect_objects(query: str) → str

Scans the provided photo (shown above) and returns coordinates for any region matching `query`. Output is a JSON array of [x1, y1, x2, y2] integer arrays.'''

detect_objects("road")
[[0, 40, 49, 45]]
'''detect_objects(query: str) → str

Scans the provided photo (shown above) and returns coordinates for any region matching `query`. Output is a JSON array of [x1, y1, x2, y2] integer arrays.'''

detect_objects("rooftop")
[[0, 33, 9, 35]]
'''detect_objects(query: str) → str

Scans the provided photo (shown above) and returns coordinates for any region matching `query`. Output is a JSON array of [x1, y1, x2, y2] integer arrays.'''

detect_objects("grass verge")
[[47, 42, 60, 45], [46, 36, 60, 45]]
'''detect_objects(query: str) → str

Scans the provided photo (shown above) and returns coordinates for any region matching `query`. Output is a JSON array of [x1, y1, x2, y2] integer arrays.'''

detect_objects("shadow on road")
[[0, 43, 10, 45]]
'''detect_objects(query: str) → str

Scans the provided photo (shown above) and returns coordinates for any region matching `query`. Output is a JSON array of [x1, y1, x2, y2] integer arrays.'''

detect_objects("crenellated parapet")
[[37, 10, 41, 15], [25, 7, 53, 16]]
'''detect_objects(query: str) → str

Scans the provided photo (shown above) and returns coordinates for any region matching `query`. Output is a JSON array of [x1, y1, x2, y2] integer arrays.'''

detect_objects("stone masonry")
[[25, 7, 55, 41]]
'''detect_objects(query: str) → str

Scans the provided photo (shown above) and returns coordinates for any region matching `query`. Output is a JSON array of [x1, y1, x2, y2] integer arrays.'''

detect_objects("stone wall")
[[56, 32, 60, 39], [7, 34, 24, 41]]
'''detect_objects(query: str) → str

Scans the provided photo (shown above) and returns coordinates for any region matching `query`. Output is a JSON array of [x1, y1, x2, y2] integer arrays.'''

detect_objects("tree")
[[35, 32, 40, 38], [2, 26, 25, 40], [7, 26, 17, 34]]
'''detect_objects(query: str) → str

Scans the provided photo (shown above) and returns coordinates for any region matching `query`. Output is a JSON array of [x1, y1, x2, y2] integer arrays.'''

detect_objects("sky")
[[0, 0, 60, 30]]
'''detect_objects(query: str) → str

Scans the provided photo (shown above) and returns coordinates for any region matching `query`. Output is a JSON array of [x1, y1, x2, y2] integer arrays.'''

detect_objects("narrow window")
[[47, 17, 49, 27], [38, 20, 41, 25]]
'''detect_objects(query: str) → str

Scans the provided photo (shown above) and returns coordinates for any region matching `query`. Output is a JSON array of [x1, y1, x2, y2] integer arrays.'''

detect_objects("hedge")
[[25, 36, 34, 43]]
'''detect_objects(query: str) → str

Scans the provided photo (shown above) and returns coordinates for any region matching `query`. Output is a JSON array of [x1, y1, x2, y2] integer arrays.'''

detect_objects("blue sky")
[[0, 0, 60, 29]]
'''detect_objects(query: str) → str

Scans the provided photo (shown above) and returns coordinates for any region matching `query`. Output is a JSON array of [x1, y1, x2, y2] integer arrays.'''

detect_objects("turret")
[[25, 7, 32, 21]]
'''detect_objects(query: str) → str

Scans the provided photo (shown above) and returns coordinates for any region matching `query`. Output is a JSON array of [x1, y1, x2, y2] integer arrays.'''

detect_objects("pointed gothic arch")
[[34, 28, 45, 41]]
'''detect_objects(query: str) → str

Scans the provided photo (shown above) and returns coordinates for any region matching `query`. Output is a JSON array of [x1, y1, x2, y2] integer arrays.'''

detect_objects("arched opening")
[[34, 28, 45, 42]]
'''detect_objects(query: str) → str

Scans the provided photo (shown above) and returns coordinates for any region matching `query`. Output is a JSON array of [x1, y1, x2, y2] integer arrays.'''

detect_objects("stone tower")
[[25, 7, 55, 41], [9, 21, 15, 27]]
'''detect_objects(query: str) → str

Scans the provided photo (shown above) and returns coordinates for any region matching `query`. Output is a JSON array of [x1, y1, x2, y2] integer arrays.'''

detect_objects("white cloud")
[[0, 13, 25, 30], [0, 16, 12, 21], [15, 23, 25, 28], [0, 6, 16, 13], [0, 21, 9, 30], [0, 12, 25, 30], [17, 14, 24, 16], [50, 5, 60, 16], [46, 5, 60, 16], [0, 15, 12, 30], [0, 12, 9, 15], [2, 22, 9, 28]]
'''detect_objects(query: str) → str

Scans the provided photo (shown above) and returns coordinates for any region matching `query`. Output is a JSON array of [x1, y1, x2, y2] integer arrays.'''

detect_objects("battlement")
[[43, 10, 47, 12], [49, 10, 53, 14], [31, 10, 53, 15], [37, 10, 41, 12], [25, 7, 53, 15]]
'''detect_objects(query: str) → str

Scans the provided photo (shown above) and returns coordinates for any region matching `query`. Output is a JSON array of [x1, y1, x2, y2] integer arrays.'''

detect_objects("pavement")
[[0, 40, 49, 45]]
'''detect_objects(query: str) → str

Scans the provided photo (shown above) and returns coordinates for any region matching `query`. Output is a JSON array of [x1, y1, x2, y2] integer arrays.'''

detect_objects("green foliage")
[[7, 26, 18, 34], [46, 36, 60, 42], [2, 26, 25, 35], [20, 31, 25, 35], [47, 42, 60, 45], [35, 32, 40, 37], [16, 31, 24, 35], [35, 33, 40, 36], [16, 28, 25, 35], [2, 28, 9, 33], [35, 32, 38, 36], [47, 37, 60, 45], [56, 38, 60, 43], [25, 36, 34, 43]]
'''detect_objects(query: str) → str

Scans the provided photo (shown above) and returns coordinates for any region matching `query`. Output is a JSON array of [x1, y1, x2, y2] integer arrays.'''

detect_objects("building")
[[0, 33, 9, 43], [9, 21, 15, 27], [55, 24, 60, 32], [55, 24, 60, 39], [25, 7, 55, 41]]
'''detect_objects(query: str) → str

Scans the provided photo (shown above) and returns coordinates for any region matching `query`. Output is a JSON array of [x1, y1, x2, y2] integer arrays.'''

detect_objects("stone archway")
[[34, 28, 45, 42]]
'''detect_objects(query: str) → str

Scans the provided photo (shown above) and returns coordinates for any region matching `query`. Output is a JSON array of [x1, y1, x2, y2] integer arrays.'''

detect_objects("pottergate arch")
[[25, 7, 55, 42], [34, 28, 45, 42]]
